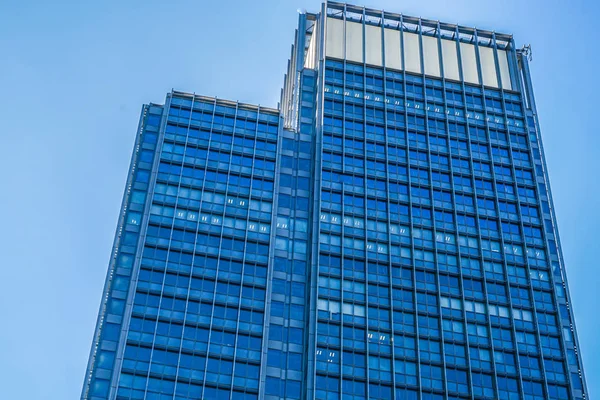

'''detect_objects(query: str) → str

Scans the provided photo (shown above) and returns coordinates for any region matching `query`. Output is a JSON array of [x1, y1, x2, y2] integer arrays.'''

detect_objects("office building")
[[82, 2, 588, 399]]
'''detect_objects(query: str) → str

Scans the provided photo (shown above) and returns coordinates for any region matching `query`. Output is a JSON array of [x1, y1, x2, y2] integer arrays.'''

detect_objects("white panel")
[[441, 39, 460, 80], [384, 28, 402, 70], [403, 32, 421, 73], [460, 42, 479, 84], [346, 21, 363, 62], [365, 24, 382, 66], [326, 17, 344, 59], [479, 46, 498, 88], [497, 49, 512, 90], [304, 27, 317, 69], [422, 35, 440, 77]]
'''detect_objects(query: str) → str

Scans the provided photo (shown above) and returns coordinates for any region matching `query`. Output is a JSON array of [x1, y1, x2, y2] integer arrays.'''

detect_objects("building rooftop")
[[325, 1, 514, 49], [170, 90, 280, 115]]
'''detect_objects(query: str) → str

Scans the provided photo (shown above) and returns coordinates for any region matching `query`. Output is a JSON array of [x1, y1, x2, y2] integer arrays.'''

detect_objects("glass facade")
[[83, 2, 588, 400]]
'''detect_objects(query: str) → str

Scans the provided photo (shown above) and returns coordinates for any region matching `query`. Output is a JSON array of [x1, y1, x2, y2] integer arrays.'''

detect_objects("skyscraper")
[[82, 2, 588, 399]]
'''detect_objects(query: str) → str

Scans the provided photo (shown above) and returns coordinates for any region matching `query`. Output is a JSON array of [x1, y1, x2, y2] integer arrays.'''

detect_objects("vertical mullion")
[[379, 10, 400, 400], [399, 13, 425, 400], [306, 4, 329, 399], [359, 8, 374, 399]]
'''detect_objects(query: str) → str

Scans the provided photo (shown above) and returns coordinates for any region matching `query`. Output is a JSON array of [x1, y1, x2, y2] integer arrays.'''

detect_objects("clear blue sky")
[[0, 1, 597, 398]]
